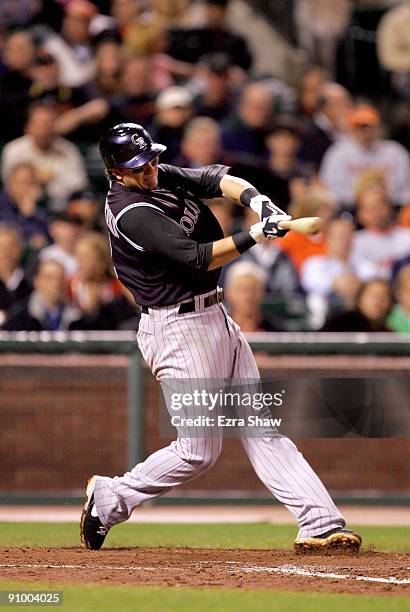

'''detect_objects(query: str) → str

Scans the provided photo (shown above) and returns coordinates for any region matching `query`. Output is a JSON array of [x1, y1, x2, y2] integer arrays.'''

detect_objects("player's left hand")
[[250, 194, 287, 221], [250, 214, 292, 242]]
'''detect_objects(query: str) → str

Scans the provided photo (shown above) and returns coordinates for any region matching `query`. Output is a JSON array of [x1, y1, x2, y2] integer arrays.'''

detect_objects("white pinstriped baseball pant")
[[94, 292, 345, 537]]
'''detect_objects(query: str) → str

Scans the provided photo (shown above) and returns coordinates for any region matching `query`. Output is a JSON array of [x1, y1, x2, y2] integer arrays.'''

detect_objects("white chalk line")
[[231, 564, 410, 585], [0, 562, 409, 586]]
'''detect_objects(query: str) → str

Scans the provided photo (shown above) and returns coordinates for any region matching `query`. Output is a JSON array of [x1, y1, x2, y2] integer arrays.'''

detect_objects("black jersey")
[[104, 164, 229, 306]]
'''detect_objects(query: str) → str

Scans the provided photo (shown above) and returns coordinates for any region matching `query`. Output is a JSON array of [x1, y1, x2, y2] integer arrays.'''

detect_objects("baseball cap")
[[156, 87, 193, 111], [347, 105, 380, 128], [68, 190, 96, 202]]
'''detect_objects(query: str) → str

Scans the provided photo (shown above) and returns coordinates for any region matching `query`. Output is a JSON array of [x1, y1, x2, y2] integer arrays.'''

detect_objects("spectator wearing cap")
[[1, 102, 89, 212], [221, 82, 273, 160], [387, 264, 410, 333], [194, 52, 233, 121], [351, 176, 410, 280], [298, 82, 352, 170], [150, 86, 194, 164], [0, 31, 35, 141], [0, 224, 32, 327], [224, 261, 278, 332], [41, 0, 97, 88], [38, 213, 83, 276], [0, 163, 49, 249], [67, 190, 102, 232], [167, 0, 252, 71], [320, 104, 410, 208]]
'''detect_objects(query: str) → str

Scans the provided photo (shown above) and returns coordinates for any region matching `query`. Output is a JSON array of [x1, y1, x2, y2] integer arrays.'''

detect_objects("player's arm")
[[117, 207, 281, 273]]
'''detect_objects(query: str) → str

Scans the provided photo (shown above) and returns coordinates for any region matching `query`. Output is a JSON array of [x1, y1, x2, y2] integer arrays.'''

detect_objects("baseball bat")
[[278, 216, 323, 235]]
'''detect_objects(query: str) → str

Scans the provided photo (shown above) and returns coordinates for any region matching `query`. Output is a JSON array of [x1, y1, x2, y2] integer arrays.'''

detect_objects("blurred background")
[[0, 0, 409, 507]]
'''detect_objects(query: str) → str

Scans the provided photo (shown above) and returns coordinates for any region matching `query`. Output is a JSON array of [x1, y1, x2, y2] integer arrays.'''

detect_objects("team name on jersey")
[[180, 200, 200, 235]]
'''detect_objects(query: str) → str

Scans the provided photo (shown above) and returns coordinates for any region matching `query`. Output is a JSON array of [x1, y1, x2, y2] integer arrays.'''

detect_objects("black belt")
[[141, 288, 224, 315]]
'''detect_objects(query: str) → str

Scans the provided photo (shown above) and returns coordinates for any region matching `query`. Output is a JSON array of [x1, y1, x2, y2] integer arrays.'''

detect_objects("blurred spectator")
[[0, 163, 48, 249], [66, 190, 102, 231], [352, 178, 410, 279], [278, 185, 336, 272], [109, 55, 157, 126], [207, 199, 234, 236], [320, 104, 410, 207], [301, 218, 377, 328], [387, 264, 410, 333], [178, 117, 223, 167], [1, 102, 89, 211], [295, 65, 328, 124], [265, 117, 312, 202], [29, 52, 90, 111], [86, 38, 122, 99], [194, 52, 233, 121], [40, 0, 97, 87], [0, 224, 31, 327], [167, 0, 252, 71], [221, 82, 273, 159], [110, 0, 166, 55], [2, 259, 85, 331], [298, 82, 352, 170], [321, 278, 393, 332], [150, 86, 194, 164], [0, 0, 41, 28], [68, 232, 123, 315], [336, 1, 391, 97], [39, 213, 83, 276], [377, 1, 410, 80], [294, 0, 351, 72], [0, 31, 35, 141], [224, 261, 277, 332]]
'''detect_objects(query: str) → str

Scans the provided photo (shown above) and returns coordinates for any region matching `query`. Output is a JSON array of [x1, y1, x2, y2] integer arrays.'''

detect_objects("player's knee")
[[175, 438, 222, 472]]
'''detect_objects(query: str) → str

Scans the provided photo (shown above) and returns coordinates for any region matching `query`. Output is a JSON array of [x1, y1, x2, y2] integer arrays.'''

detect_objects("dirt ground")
[[1, 547, 409, 595]]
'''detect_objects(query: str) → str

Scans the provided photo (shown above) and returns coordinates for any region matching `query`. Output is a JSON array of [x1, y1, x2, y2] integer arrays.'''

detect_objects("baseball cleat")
[[80, 475, 109, 550], [294, 528, 362, 554]]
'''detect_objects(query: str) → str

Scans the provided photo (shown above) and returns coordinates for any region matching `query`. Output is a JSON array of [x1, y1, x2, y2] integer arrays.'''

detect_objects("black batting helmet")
[[99, 123, 166, 172]]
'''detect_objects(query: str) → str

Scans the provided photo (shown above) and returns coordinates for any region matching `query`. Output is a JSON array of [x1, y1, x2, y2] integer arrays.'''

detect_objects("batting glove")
[[249, 214, 292, 243], [250, 194, 287, 221]]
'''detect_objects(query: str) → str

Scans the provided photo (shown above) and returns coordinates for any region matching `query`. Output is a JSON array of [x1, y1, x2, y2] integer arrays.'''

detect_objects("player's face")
[[113, 157, 159, 190]]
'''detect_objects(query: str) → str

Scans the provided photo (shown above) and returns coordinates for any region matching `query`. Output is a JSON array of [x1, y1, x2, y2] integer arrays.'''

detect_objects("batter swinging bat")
[[278, 216, 323, 235]]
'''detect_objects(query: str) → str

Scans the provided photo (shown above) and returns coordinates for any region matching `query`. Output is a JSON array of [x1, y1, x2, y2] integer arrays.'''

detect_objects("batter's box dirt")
[[0, 548, 409, 595]]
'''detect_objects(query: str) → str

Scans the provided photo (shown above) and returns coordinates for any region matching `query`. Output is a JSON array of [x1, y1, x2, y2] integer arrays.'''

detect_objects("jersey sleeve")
[[117, 206, 213, 272], [158, 164, 230, 198]]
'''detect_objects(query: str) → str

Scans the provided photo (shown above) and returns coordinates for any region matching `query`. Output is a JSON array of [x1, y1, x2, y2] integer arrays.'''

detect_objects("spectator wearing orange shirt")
[[277, 185, 336, 272]]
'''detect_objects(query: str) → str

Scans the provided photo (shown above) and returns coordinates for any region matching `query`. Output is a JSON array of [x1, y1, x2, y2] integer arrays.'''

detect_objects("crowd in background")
[[0, 0, 409, 334]]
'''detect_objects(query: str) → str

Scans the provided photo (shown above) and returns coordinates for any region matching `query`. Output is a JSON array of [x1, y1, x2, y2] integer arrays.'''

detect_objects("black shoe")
[[294, 527, 362, 554], [80, 475, 109, 550]]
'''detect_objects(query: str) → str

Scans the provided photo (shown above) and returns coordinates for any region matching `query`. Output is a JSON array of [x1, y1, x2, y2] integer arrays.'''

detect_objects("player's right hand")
[[249, 214, 292, 243]]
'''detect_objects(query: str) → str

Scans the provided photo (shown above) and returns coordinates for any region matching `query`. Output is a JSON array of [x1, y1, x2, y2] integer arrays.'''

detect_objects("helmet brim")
[[117, 143, 167, 169]]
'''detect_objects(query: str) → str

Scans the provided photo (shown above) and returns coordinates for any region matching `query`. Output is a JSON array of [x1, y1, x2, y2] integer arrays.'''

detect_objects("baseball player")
[[80, 123, 361, 554]]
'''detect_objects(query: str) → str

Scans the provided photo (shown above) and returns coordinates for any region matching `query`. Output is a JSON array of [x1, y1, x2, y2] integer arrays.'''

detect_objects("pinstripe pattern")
[[94, 294, 345, 537]]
